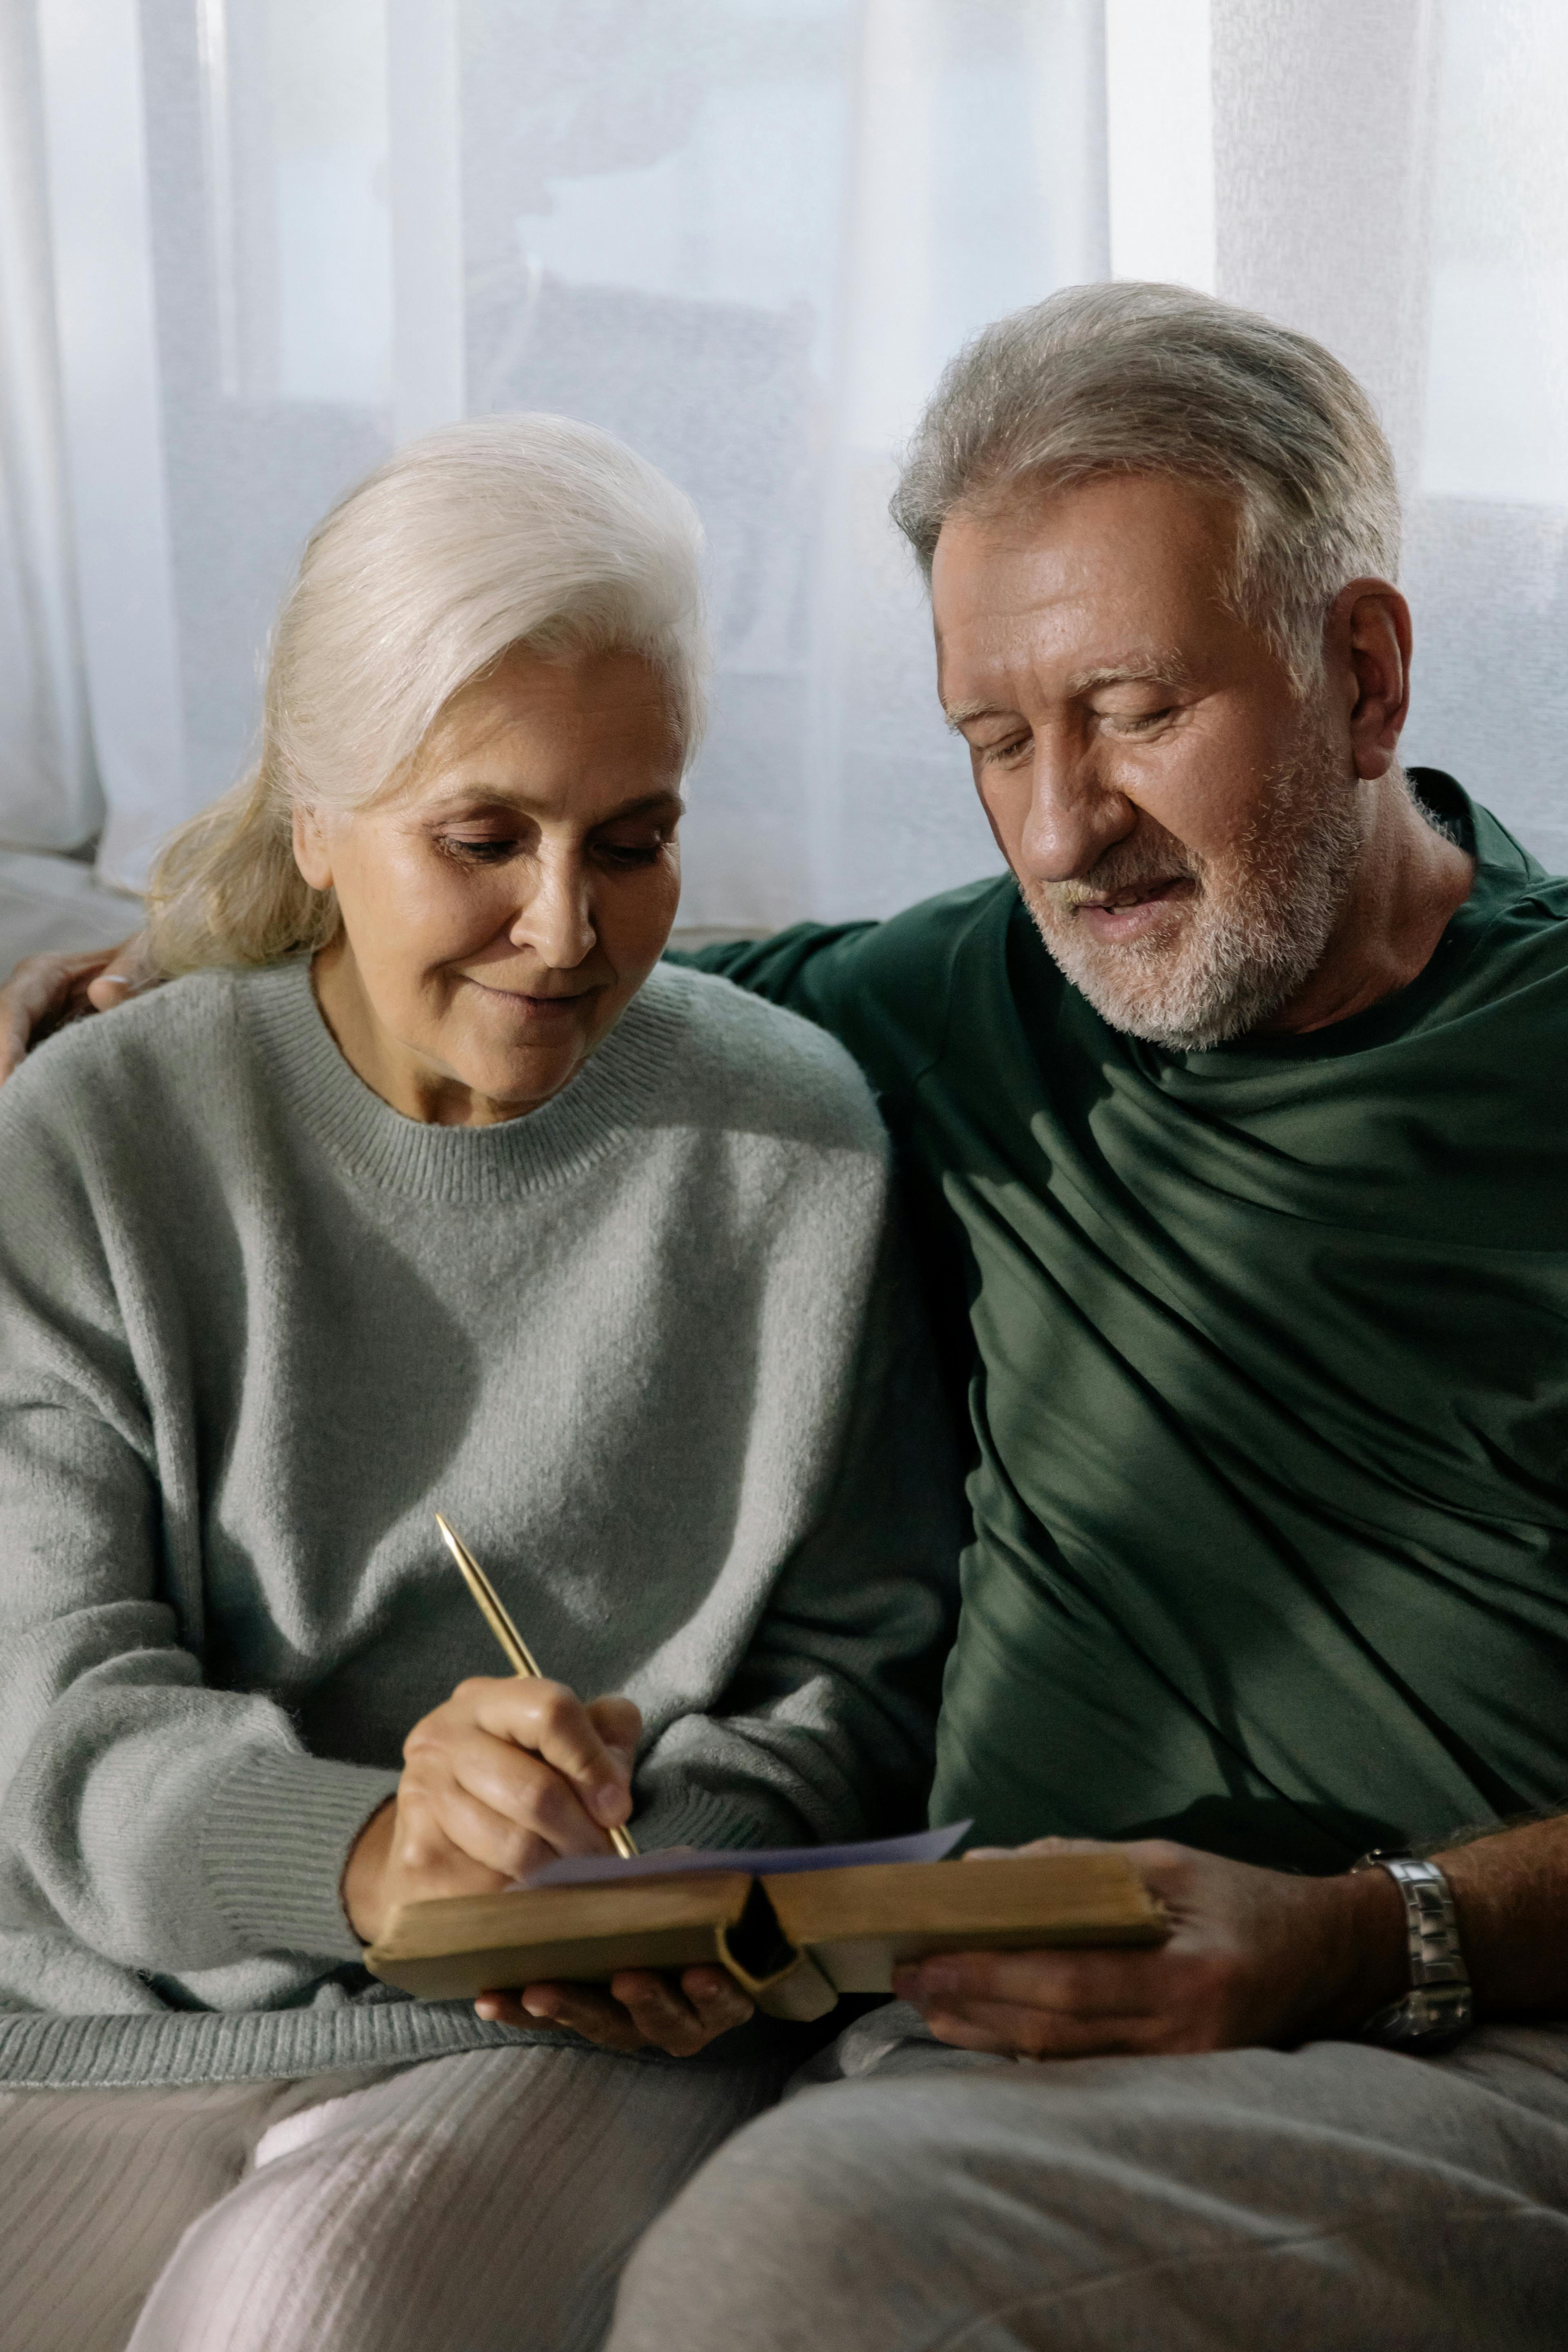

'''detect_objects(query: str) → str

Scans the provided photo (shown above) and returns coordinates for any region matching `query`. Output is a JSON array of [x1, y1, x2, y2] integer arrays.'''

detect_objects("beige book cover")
[[365, 1848, 1168, 2023]]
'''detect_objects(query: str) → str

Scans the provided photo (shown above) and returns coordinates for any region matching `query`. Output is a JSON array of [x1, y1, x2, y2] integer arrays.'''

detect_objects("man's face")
[[933, 473, 1365, 1050]]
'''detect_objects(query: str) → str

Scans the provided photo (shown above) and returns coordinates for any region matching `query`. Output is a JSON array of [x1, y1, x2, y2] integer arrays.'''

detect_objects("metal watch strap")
[[1350, 1851, 1473, 2048]]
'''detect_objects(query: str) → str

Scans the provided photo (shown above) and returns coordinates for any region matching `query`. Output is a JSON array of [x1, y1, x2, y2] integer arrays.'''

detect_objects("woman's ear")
[[292, 803, 334, 891]]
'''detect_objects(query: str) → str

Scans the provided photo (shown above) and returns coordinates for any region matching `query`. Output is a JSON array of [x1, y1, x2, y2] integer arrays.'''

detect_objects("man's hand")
[[891, 1837, 1407, 2060], [475, 1966, 754, 2057], [0, 934, 152, 1082], [343, 1676, 640, 1941]]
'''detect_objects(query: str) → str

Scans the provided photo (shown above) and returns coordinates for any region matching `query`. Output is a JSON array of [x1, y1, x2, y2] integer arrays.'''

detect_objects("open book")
[[363, 1828, 1168, 2023]]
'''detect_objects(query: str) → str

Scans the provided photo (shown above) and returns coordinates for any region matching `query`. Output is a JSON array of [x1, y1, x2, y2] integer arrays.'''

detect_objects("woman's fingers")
[[396, 1679, 646, 1882], [475, 1966, 753, 2056], [673, 1965, 754, 2039], [451, 1676, 635, 1829], [586, 1692, 642, 1781], [371, 1675, 646, 1934], [505, 1983, 648, 2050], [411, 1737, 610, 1875]]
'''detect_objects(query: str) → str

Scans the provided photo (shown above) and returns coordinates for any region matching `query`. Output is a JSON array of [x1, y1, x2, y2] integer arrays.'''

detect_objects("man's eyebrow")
[[1065, 655, 1194, 696], [944, 656, 1196, 733], [943, 699, 1012, 733]]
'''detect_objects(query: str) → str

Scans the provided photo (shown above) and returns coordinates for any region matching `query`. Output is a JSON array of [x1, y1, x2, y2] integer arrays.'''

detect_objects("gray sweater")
[[0, 959, 957, 2087]]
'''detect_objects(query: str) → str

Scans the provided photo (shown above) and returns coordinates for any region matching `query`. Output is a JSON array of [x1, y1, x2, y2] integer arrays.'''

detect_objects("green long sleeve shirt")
[[678, 772, 1568, 1872]]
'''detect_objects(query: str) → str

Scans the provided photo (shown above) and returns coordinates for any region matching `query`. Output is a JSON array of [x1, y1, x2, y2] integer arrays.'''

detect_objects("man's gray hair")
[[891, 282, 1400, 683]]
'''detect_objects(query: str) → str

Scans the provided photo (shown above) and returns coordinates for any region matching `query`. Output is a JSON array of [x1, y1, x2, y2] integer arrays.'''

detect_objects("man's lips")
[[1067, 876, 1194, 942]]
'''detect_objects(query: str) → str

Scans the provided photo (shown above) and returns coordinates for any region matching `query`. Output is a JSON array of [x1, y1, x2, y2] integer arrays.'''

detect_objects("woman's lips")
[[462, 976, 598, 1020]]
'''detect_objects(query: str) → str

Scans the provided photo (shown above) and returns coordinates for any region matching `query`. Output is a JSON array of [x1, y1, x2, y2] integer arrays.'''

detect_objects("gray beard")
[[1022, 731, 1368, 1052]]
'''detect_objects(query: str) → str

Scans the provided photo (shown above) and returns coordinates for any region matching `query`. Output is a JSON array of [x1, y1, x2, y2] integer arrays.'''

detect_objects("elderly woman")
[[0, 417, 955, 2352]]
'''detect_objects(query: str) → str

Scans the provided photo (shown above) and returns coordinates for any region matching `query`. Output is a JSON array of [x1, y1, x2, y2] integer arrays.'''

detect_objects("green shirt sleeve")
[[671, 894, 1009, 1461], [667, 923, 881, 1039]]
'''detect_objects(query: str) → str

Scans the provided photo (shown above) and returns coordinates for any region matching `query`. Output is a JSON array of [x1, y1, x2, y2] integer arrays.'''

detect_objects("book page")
[[519, 1820, 971, 1891]]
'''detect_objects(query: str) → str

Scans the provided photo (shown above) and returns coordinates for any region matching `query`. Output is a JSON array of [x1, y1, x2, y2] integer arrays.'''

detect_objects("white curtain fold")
[[2, 0, 1564, 915], [0, 0, 98, 853]]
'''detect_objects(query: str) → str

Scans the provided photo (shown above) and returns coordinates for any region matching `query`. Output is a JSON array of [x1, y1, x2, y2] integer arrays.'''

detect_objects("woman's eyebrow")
[[593, 791, 687, 824], [418, 785, 685, 821]]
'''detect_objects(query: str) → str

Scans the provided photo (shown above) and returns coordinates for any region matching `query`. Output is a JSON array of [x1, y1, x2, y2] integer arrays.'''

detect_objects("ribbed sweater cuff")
[[201, 1748, 401, 1961]]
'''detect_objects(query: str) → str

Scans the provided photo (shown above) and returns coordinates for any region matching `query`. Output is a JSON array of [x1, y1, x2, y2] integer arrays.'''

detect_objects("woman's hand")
[[342, 1675, 754, 2059], [475, 1967, 754, 2056], [342, 1675, 640, 1942]]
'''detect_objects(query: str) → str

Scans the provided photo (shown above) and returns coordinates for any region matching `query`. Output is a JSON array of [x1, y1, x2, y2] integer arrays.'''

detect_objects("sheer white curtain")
[[1210, 0, 1568, 873], [2, 0, 1565, 927], [0, 0, 97, 853]]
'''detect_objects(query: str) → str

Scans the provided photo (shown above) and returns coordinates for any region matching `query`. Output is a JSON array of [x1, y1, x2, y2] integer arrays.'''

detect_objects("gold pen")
[[435, 1513, 638, 1860]]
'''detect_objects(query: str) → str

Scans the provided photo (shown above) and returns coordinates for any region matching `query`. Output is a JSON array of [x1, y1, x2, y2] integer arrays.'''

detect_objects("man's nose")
[[1017, 739, 1136, 883], [510, 851, 596, 969]]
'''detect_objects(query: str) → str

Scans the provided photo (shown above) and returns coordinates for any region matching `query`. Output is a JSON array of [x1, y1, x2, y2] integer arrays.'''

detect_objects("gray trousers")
[[608, 2004, 1568, 2351], [0, 2040, 783, 2352]]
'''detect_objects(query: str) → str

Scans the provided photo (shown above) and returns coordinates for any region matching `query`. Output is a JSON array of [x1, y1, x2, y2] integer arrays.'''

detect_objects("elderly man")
[[6, 284, 1568, 2344], [600, 285, 1568, 2348]]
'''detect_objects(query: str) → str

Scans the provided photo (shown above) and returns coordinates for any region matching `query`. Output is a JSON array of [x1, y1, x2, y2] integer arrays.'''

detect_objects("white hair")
[[148, 413, 708, 974], [891, 282, 1400, 684]]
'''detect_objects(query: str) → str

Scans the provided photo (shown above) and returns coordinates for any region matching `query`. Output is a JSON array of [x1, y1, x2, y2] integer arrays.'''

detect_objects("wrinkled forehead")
[[931, 474, 1250, 709]]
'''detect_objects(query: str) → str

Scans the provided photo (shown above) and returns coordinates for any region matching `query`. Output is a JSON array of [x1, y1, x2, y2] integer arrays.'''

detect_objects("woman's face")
[[295, 647, 685, 1126]]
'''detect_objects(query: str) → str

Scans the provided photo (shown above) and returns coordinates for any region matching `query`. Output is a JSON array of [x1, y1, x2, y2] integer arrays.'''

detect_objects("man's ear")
[[1329, 579, 1411, 782], [292, 802, 333, 891]]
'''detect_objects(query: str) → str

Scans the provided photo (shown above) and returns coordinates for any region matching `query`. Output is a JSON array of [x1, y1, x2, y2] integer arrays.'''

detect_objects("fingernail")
[[593, 1784, 629, 1826]]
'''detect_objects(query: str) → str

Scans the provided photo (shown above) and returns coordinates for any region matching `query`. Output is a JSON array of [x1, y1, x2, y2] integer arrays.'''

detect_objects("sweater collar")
[[244, 956, 692, 1201]]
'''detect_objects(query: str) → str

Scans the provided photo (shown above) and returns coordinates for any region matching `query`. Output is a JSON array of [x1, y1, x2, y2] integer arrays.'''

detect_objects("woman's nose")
[[509, 855, 597, 969]]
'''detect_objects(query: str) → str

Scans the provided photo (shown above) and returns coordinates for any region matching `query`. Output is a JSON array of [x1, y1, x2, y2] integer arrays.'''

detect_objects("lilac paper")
[[519, 1821, 972, 1892]]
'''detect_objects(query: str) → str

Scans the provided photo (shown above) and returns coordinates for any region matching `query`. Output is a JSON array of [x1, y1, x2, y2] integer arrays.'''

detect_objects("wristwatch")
[[1349, 1850, 1473, 2048]]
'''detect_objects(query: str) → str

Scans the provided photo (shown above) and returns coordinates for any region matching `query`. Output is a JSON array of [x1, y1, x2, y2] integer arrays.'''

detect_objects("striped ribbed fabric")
[[0, 2041, 781, 2352]]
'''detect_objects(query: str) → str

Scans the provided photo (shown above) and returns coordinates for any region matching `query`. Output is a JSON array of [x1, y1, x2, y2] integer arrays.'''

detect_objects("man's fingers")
[[85, 973, 136, 1011], [964, 1836, 1111, 1861], [0, 950, 110, 1079], [895, 1945, 1169, 2019], [917, 1996, 1163, 2060], [0, 1001, 27, 1085], [85, 929, 155, 1009]]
